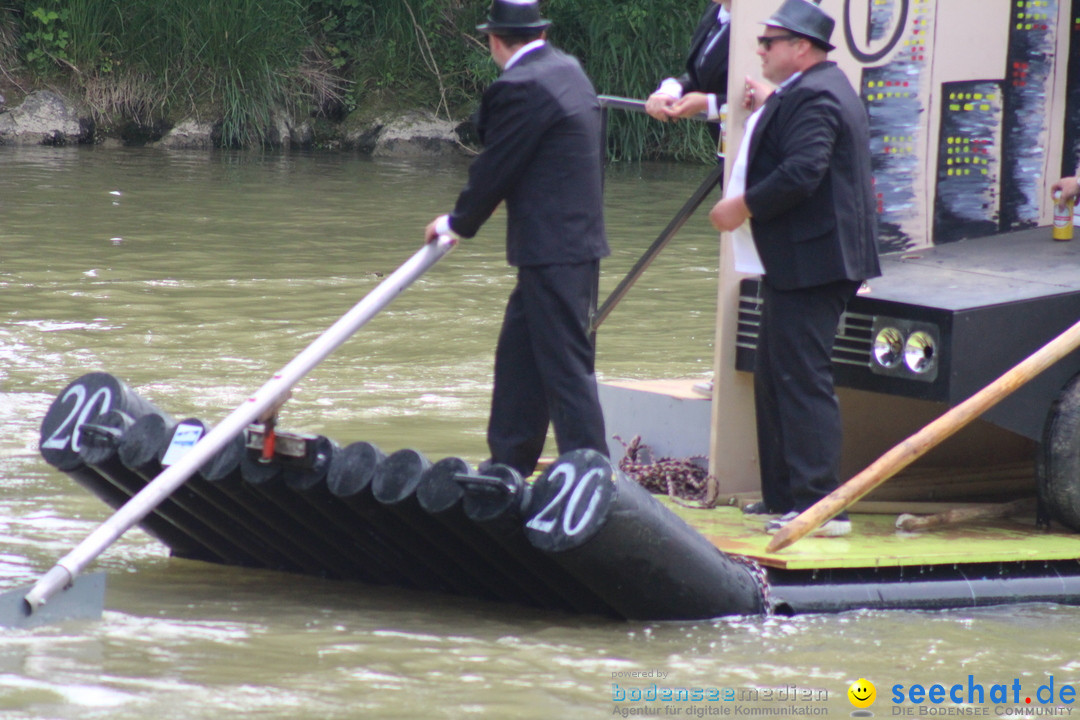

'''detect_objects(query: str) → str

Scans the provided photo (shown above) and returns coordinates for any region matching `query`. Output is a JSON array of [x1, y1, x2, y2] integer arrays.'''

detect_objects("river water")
[[1, 147, 1078, 719]]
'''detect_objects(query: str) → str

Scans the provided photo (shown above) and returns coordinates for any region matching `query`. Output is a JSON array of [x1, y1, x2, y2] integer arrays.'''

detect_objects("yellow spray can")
[[1053, 191, 1075, 241]]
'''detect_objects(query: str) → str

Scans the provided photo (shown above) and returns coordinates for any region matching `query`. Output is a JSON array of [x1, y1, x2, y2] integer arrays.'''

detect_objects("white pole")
[[25, 236, 457, 611]]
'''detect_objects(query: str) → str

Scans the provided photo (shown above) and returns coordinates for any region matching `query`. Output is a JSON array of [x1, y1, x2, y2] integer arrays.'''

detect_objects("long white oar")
[[21, 236, 457, 616]]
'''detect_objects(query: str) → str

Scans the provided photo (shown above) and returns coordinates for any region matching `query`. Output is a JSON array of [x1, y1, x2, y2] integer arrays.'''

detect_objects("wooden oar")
[[766, 316, 1080, 552], [17, 236, 457, 620]]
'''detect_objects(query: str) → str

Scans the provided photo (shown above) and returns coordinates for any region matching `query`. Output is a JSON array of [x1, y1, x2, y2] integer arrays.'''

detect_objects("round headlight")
[[872, 327, 904, 368], [904, 331, 936, 374]]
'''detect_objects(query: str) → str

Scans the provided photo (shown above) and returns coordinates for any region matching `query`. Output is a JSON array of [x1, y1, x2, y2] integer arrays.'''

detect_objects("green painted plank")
[[664, 502, 1080, 570]]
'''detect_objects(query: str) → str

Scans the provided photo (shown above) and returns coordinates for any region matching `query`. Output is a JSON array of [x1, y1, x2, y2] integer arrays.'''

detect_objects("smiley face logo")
[[848, 678, 876, 709]]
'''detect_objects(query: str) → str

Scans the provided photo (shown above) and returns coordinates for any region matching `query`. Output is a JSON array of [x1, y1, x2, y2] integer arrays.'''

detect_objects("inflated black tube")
[[122, 414, 305, 568], [81, 410, 266, 566], [326, 442, 448, 592], [524, 449, 766, 620], [417, 458, 578, 612], [460, 464, 533, 527], [280, 438, 439, 590], [197, 433, 350, 578], [241, 448, 398, 584], [41, 372, 166, 472], [38, 375, 215, 563], [278, 434, 336, 493], [96, 412, 295, 569], [415, 456, 470, 515], [75, 409, 218, 562], [39, 374, 174, 540], [145, 416, 332, 574], [117, 413, 173, 476], [768, 563, 1080, 614], [453, 463, 617, 618], [372, 449, 523, 603]]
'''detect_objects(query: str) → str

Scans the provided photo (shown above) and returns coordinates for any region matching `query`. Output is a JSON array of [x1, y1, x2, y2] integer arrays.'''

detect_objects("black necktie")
[[697, 12, 726, 72]]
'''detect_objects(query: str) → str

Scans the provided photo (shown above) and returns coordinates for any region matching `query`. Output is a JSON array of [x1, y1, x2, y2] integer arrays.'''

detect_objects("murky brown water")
[[2, 147, 1078, 719]]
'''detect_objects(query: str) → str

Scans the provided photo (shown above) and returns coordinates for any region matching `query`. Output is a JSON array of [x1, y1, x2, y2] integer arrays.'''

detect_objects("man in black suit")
[[425, 0, 610, 477], [709, 0, 881, 537], [645, 0, 731, 135]]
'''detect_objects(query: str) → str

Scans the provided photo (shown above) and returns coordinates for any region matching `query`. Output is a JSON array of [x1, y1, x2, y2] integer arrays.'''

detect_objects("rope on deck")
[[616, 435, 719, 509]]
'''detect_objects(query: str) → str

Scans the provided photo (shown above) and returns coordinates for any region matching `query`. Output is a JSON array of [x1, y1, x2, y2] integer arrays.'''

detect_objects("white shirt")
[[726, 71, 804, 274], [504, 38, 545, 70], [727, 107, 765, 275]]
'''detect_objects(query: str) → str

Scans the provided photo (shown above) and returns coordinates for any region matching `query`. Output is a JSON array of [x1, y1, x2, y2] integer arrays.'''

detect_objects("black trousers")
[[487, 261, 608, 476], [754, 278, 860, 513]]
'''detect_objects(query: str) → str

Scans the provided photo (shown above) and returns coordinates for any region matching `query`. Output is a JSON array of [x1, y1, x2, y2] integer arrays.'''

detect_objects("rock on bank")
[[0, 90, 473, 156]]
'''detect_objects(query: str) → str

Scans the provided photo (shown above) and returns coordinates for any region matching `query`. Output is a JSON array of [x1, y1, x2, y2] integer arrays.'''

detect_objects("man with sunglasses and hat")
[[709, 0, 880, 537], [425, 0, 610, 478]]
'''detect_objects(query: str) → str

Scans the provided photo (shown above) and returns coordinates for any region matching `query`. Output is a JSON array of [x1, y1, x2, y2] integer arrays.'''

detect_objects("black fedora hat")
[[764, 0, 835, 51], [476, 0, 552, 34]]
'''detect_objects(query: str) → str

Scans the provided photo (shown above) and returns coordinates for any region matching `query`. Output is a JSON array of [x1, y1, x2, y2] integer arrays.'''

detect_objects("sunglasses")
[[757, 33, 801, 50]]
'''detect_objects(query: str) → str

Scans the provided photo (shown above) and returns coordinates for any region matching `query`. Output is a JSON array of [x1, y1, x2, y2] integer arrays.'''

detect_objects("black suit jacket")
[[675, 3, 730, 102], [448, 44, 610, 267], [744, 62, 881, 290]]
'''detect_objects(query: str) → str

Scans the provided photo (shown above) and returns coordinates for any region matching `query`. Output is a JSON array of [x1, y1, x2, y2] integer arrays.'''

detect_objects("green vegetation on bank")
[[0, 0, 713, 160]]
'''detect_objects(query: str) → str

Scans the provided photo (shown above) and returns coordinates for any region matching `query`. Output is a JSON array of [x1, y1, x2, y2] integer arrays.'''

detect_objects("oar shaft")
[[25, 236, 457, 611], [591, 162, 723, 331]]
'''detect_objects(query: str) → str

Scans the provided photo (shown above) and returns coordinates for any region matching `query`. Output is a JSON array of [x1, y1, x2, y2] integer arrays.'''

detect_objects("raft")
[[39, 371, 1080, 620], [39, 372, 765, 620]]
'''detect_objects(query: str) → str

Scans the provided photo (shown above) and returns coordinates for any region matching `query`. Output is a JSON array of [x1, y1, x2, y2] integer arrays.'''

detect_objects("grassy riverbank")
[[0, 0, 714, 161]]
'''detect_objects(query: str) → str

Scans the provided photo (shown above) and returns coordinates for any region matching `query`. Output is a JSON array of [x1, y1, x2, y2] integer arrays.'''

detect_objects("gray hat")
[[764, 0, 835, 51], [476, 0, 552, 34]]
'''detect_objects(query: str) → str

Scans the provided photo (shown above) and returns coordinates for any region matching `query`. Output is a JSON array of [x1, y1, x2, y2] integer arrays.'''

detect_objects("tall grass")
[[308, 0, 711, 160], [0, 6, 17, 74], [310, 0, 490, 117], [63, 0, 117, 72], [547, 0, 713, 161], [123, 0, 310, 147], [6, 0, 716, 158]]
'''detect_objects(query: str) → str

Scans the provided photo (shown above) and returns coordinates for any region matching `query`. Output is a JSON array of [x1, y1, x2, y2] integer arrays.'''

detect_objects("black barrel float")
[[41, 372, 163, 473], [326, 442, 452, 593], [276, 436, 442, 589], [39, 373, 161, 510], [119, 413, 280, 566], [239, 437, 404, 585], [197, 431, 348, 578], [453, 463, 618, 617], [371, 448, 520, 602], [524, 449, 766, 620], [417, 458, 569, 610], [78, 408, 243, 565], [40, 373, 215, 562]]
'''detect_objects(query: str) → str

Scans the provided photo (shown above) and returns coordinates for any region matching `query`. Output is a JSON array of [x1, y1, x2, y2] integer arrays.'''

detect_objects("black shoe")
[[742, 501, 776, 515]]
